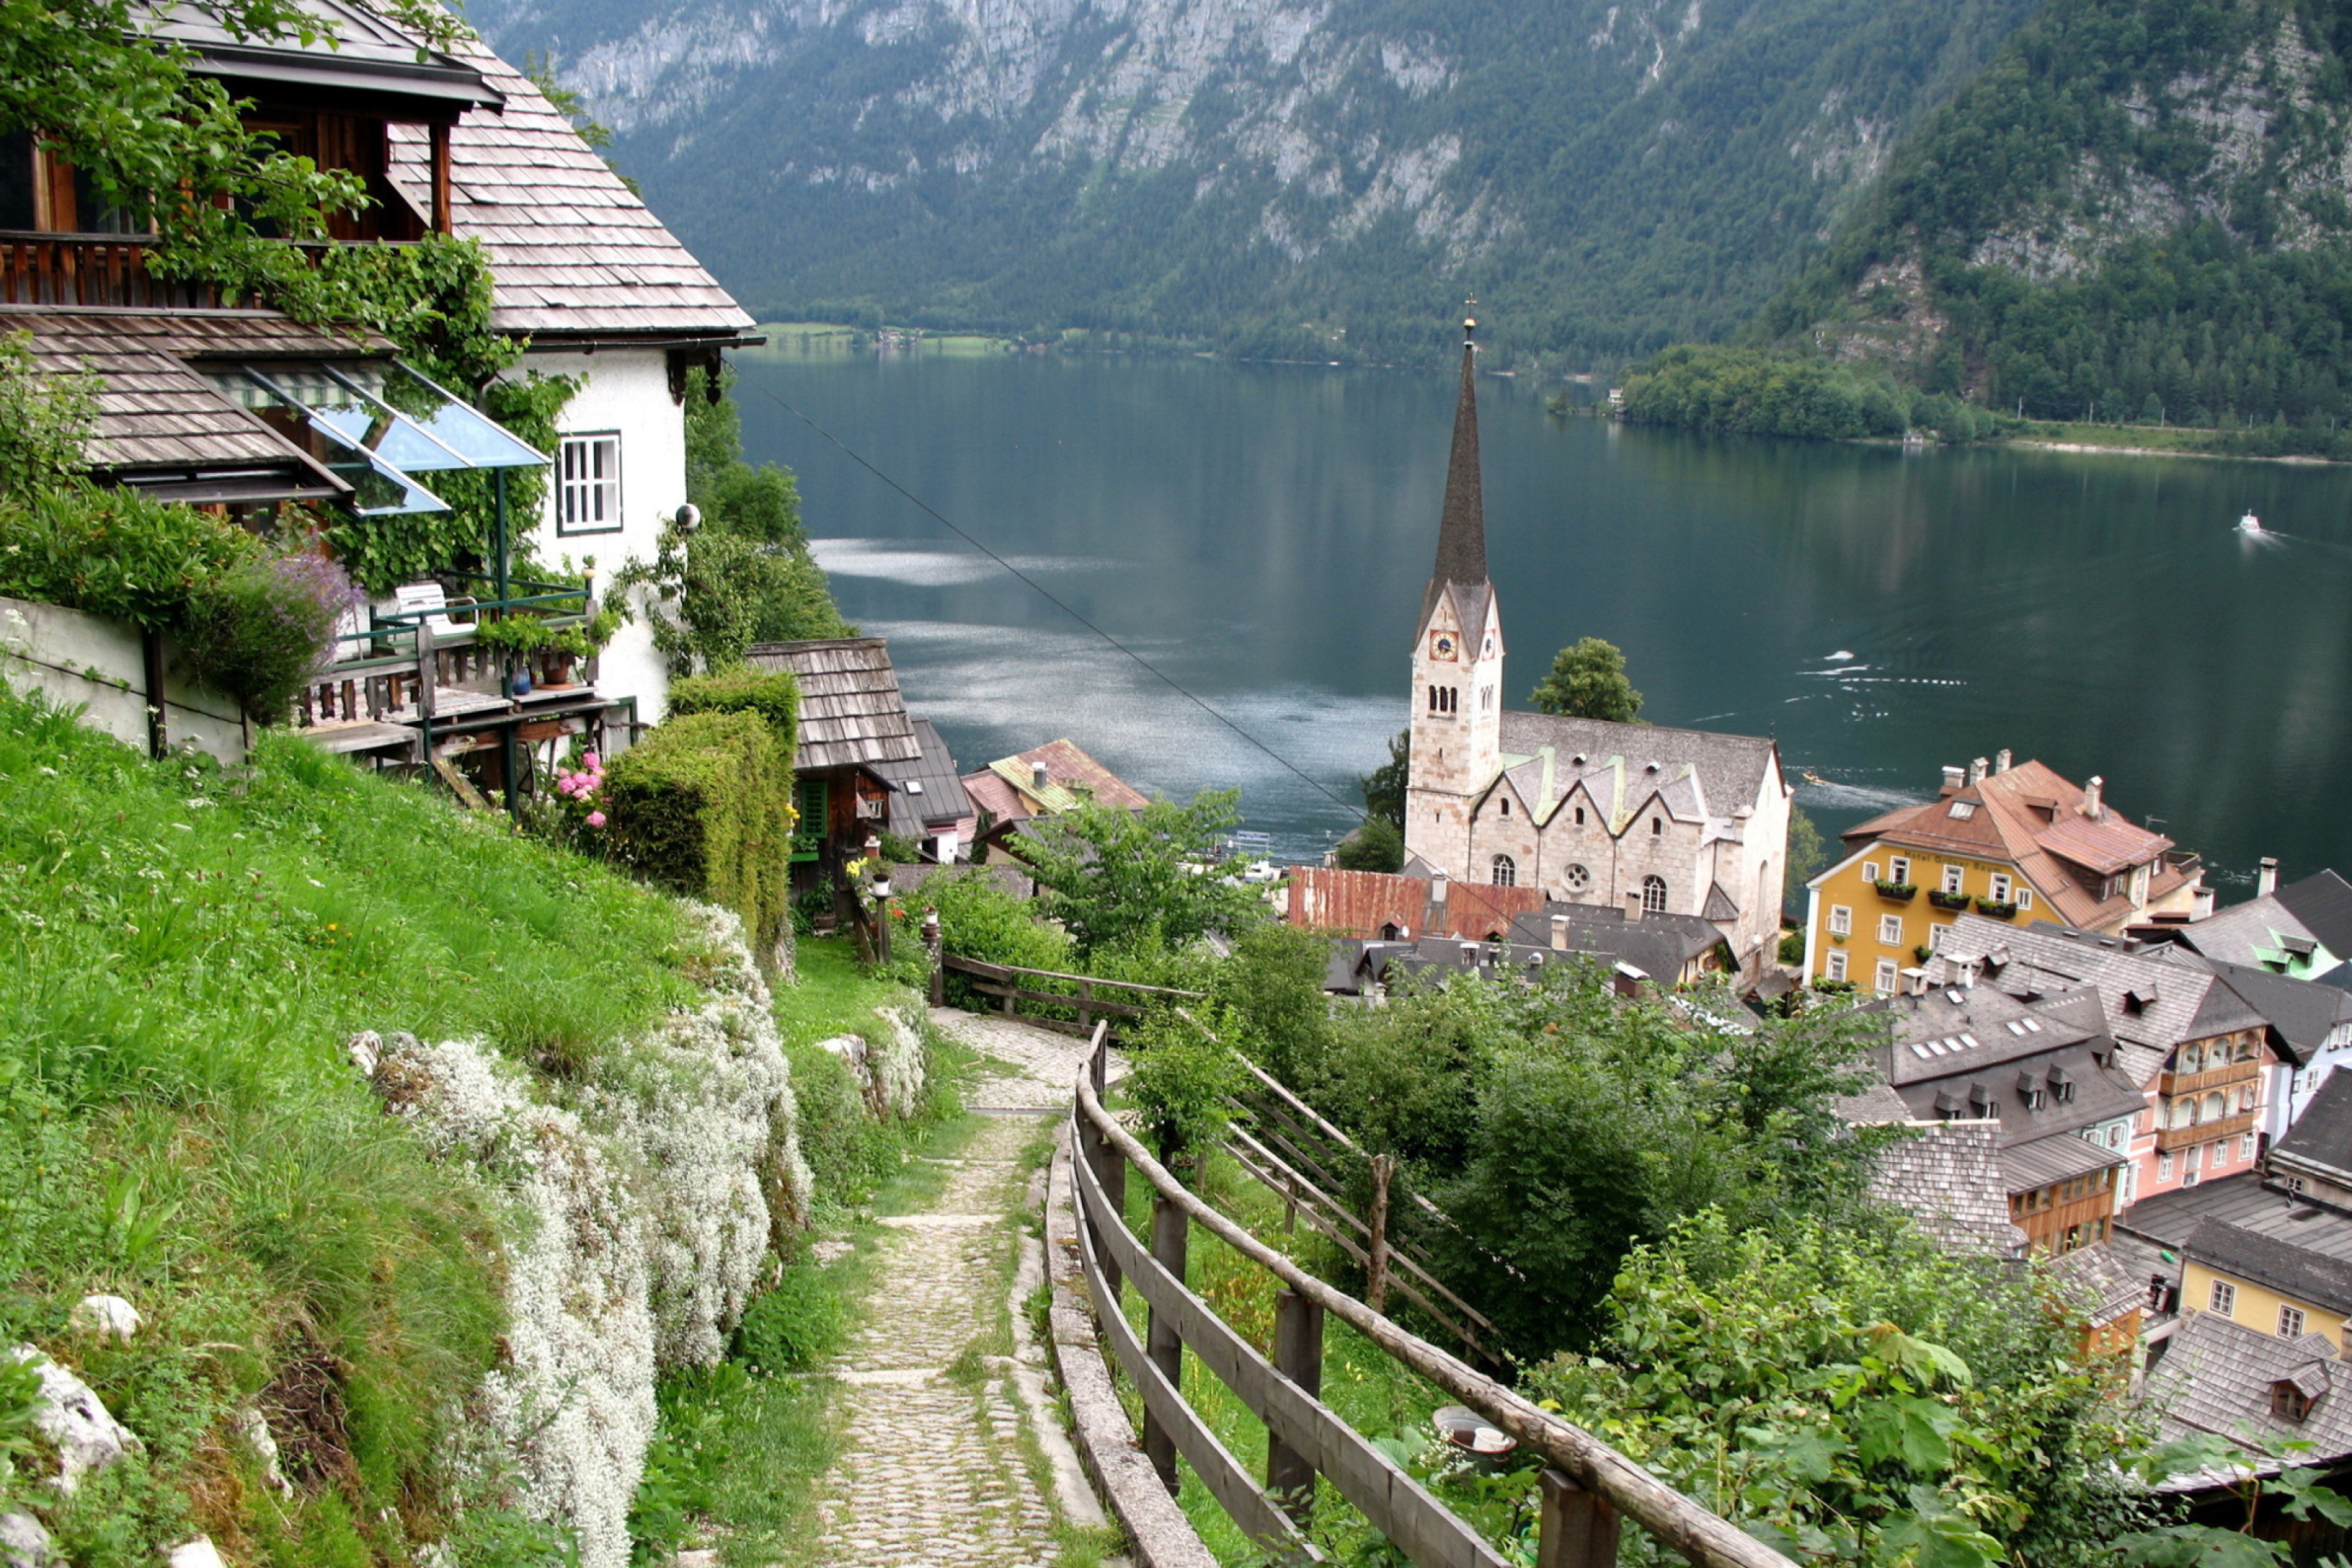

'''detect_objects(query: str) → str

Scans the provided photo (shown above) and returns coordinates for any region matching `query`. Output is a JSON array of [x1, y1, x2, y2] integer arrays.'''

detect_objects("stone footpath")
[[802, 1009, 1106, 1567]]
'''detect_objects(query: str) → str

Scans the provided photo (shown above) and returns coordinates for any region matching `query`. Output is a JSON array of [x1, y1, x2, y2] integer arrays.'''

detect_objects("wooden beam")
[[429, 121, 453, 234]]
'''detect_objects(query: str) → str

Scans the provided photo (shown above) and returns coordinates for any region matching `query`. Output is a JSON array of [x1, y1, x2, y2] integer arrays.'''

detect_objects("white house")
[[1401, 322, 1792, 975], [390, 41, 759, 727]]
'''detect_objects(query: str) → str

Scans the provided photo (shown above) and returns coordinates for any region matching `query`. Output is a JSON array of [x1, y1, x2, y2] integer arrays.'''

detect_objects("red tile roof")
[[1286, 867, 1546, 940]]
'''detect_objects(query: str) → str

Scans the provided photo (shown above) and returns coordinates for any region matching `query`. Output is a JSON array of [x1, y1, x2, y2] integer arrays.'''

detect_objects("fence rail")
[[941, 954, 1204, 1037], [1070, 1024, 1793, 1568]]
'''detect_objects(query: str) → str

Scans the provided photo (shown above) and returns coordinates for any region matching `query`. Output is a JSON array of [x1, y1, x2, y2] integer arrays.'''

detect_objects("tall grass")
[[0, 682, 705, 1564]]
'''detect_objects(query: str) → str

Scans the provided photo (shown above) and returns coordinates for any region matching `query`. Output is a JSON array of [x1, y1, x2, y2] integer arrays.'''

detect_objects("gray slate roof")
[[2121, 1172, 2352, 1278], [2278, 871, 2352, 965], [385, 38, 755, 339], [2145, 1311, 2352, 1476], [1493, 711, 1780, 823], [745, 639, 920, 772], [2176, 956, 2352, 1067], [2043, 1241, 2153, 1326], [2172, 893, 2334, 977], [7, 310, 367, 491], [875, 718, 975, 840], [2274, 1072, 2352, 1187], [2186, 1217, 2352, 1316], [1869, 1121, 2029, 1257], [1503, 904, 1732, 981]]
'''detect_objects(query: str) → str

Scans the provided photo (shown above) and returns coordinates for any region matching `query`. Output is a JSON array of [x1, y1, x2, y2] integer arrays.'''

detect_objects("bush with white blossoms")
[[357, 902, 821, 1568]]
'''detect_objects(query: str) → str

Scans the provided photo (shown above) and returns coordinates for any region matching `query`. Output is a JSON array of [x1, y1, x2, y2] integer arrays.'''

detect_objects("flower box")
[[1928, 890, 1973, 911], [1873, 881, 1918, 902], [1974, 898, 2019, 920]]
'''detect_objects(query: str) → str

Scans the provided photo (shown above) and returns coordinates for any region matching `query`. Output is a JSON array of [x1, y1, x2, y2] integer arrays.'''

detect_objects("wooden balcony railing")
[[0, 232, 238, 310], [2158, 1060, 2261, 1098], [2155, 1111, 2256, 1156]]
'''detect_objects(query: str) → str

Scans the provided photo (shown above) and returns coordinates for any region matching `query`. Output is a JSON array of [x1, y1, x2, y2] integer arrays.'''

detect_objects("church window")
[[1563, 863, 1591, 893], [1642, 875, 1668, 914], [1651, 817, 1663, 837], [1500, 798, 1509, 817], [1575, 806, 1586, 826], [1491, 855, 1517, 888], [1480, 685, 1493, 711]]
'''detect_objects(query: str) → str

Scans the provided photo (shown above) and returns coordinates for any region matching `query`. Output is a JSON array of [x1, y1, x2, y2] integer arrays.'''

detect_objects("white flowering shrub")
[[863, 1004, 933, 1121], [358, 902, 815, 1568]]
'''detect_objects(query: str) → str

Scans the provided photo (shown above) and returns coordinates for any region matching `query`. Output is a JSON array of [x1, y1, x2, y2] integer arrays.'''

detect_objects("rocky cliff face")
[[474, 0, 2039, 362]]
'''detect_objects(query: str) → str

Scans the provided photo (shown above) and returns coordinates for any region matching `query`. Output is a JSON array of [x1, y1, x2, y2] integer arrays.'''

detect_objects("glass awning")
[[209, 359, 549, 517]]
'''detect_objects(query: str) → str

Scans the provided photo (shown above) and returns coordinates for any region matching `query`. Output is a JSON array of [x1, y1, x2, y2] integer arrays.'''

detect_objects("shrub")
[[1333, 816, 1403, 872], [0, 484, 260, 628], [904, 867, 1072, 1007], [665, 665, 800, 754], [606, 710, 793, 954], [175, 545, 359, 720]]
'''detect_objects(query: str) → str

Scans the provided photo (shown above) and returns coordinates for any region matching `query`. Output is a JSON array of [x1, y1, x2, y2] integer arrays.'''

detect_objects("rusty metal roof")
[[385, 38, 755, 340], [744, 637, 920, 771]]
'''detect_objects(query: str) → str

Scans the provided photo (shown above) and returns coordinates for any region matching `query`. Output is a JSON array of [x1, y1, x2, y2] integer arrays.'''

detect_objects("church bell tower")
[[1403, 306, 1503, 879]]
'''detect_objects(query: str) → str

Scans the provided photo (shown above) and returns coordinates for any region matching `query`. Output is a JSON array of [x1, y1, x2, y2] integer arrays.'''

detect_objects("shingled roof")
[[744, 639, 919, 771], [6, 310, 372, 500], [2145, 1311, 2352, 1477], [1868, 1121, 2029, 1257], [385, 38, 755, 341], [1491, 713, 1781, 828]]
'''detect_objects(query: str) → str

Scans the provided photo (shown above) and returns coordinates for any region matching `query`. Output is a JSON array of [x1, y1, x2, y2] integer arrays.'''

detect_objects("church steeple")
[[1419, 305, 1489, 632]]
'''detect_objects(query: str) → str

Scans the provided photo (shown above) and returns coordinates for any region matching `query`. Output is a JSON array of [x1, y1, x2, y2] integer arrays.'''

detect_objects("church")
[[1401, 316, 1792, 976]]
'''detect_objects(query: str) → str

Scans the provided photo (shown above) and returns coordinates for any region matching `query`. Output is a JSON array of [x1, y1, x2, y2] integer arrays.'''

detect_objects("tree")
[[1014, 789, 1267, 954], [1334, 816, 1404, 873], [1783, 804, 1827, 911], [1529, 638, 1643, 722], [1360, 729, 1410, 831]]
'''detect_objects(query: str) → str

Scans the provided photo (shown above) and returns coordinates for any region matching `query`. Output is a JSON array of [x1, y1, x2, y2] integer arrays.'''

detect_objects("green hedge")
[[666, 666, 800, 755], [606, 709, 792, 951]]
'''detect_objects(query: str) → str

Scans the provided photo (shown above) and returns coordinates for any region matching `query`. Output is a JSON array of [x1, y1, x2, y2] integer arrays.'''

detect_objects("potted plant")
[[1873, 880, 1918, 902], [1928, 889, 1972, 911], [537, 609, 621, 688], [1975, 897, 2020, 920], [471, 616, 553, 694]]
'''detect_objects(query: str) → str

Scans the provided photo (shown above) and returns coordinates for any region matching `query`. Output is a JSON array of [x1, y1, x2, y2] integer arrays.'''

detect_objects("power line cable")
[[745, 376, 1365, 817]]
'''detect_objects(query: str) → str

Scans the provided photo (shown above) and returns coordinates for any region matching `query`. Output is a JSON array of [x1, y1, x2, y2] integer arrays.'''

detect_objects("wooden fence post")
[[140, 627, 167, 760], [1366, 1153, 1396, 1316], [1267, 1286, 1324, 1525], [1142, 1191, 1187, 1494], [923, 909, 943, 1006], [1089, 1040, 1125, 1301], [1538, 1468, 1620, 1568]]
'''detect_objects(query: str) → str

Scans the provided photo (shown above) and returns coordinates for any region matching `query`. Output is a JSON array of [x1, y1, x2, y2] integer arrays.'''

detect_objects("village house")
[[1803, 753, 2208, 992], [1402, 317, 1789, 975], [2161, 863, 2352, 986], [1933, 917, 2285, 1206], [875, 719, 977, 865], [744, 638, 920, 890], [960, 737, 1150, 862]]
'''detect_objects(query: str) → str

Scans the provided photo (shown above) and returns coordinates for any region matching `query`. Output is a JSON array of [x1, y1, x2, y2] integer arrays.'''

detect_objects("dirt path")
[[801, 1010, 1103, 1567]]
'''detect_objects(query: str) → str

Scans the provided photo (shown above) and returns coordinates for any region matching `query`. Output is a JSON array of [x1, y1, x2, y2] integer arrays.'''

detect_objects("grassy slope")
[[0, 683, 709, 1565]]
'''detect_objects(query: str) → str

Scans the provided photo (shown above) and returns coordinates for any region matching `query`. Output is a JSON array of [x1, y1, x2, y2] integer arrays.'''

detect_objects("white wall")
[[0, 595, 247, 763], [513, 346, 686, 726]]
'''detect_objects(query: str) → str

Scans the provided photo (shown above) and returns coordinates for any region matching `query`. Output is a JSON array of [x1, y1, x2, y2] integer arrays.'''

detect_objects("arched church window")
[[1491, 855, 1517, 888], [1563, 863, 1591, 894], [1575, 806, 1586, 826], [1500, 798, 1510, 817], [1651, 817, 1663, 837], [1642, 875, 1668, 914]]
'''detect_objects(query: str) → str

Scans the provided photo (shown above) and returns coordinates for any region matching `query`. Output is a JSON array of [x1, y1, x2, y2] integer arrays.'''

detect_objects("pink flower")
[[586, 811, 606, 828], [582, 752, 602, 770]]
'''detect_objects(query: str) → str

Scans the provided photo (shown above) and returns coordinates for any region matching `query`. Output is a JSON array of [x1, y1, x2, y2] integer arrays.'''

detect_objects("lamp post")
[[862, 833, 893, 967]]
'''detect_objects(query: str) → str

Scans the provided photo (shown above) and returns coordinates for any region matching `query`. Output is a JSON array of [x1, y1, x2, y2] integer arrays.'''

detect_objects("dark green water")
[[733, 347, 2352, 890]]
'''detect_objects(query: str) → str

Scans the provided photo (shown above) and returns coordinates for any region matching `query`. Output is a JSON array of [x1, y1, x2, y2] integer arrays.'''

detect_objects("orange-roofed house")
[[961, 738, 1151, 862], [1802, 752, 2209, 992]]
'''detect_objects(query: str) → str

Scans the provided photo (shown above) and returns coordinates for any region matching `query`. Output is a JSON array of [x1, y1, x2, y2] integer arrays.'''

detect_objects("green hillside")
[[1757, 0, 2352, 447], [487, 0, 2038, 365]]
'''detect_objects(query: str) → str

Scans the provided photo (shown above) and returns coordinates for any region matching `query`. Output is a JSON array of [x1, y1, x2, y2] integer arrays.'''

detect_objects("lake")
[[732, 345, 2352, 893]]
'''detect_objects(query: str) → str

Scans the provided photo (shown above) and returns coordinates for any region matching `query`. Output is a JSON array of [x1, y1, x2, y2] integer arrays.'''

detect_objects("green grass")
[[0, 680, 713, 1562], [1998, 419, 2334, 461]]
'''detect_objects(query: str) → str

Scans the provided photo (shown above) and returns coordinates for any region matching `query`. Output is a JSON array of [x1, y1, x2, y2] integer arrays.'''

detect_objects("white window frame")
[[1888, 857, 1911, 885], [1989, 872, 2013, 902], [1878, 914, 1904, 945], [2242, 1133, 2258, 1159], [2158, 1152, 2174, 1181], [1874, 958, 1899, 993], [1927, 924, 1947, 951], [2187, 1143, 2204, 1171], [1862, 861, 1880, 884], [557, 431, 624, 536], [2281, 1305, 2307, 1338], [1943, 865, 1966, 895], [1824, 951, 1847, 982], [1828, 905, 1852, 937], [2210, 1279, 2236, 1316], [2016, 889, 2034, 911]]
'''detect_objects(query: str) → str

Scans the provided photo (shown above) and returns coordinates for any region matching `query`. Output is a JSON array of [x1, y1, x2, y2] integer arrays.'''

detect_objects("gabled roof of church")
[[1490, 713, 1780, 826], [1418, 319, 1492, 648]]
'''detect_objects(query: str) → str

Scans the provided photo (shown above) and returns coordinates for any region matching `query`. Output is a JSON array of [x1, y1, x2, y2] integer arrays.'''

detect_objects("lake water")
[[732, 346, 2352, 892]]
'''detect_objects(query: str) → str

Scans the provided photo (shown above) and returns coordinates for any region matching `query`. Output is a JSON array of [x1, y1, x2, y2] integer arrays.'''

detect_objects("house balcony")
[[2154, 1111, 2256, 1156], [0, 232, 237, 311], [2158, 1061, 2262, 1098]]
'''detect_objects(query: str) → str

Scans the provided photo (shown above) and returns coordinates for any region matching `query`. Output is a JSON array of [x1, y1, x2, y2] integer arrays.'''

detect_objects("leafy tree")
[[1529, 637, 1644, 723], [1014, 788, 1267, 955], [1528, 1209, 2159, 1567], [1333, 816, 1404, 873], [1126, 1009, 1247, 1169], [1209, 923, 1333, 1086], [1784, 805, 1828, 911], [1360, 729, 1410, 832]]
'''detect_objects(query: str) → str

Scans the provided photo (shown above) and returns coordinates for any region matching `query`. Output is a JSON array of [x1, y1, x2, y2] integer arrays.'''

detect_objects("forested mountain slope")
[[1764, 0, 2352, 431], [481, 0, 2040, 363]]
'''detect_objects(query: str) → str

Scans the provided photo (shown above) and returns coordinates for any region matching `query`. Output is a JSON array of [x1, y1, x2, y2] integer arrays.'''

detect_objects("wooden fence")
[[940, 954, 1204, 1038], [1069, 1024, 1793, 1568]]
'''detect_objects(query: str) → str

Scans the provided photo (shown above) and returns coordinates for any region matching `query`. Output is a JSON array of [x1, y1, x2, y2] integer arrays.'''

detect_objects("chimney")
[[1031, 760, 1049, 792], [1968, 756, 1989, 786], [1911, 969, 1932, 997], [1625, 889, 1644, 924], [1459, 941, 1480, 969], [1550, 913, 1570, 951], [1995, 748, 2013, 774], [1940, 764, 1965, 794], [2083, 776, 2105, 820], [2259, 857, 2280, 898], [1431, 869, 1449, 906]]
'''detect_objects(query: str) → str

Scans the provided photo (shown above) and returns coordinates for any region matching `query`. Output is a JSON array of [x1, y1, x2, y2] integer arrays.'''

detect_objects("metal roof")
[[2274, 1072, 2352, 1187], [384, 36, 755, 339], [875, 718, 974, 838], [2121, 1172, 2352, 1272], [147, 0, 499, 109], [743, 638, 919, 771], [2001, 1130, 2124, 1191]]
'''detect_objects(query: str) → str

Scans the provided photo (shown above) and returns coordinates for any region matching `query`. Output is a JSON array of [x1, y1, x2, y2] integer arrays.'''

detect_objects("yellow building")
[[2182, 1252, 2350, 1350], [1802, 753, 2207, 990]]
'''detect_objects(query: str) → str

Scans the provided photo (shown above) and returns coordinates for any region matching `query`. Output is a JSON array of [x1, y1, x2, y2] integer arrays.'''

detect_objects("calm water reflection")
[[733, 348, 2352, 889]]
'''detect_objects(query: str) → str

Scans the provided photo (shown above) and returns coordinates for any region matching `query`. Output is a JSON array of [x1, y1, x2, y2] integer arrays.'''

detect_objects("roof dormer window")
[[1949, 800, 1977, 819]]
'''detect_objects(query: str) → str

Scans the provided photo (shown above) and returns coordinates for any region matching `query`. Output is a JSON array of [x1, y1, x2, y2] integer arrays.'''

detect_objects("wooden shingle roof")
[[3, 310, 368, 490], [744, 638, 920, 771], [385, 38, 755, 341]]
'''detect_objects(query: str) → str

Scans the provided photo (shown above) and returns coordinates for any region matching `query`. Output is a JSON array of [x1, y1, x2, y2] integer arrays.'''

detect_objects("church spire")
[[1419, 303, 1488, 630]]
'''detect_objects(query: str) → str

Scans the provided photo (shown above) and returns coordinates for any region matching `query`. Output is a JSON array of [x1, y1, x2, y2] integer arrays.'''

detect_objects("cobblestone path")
[[803, 1010, 1100, 1567]]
